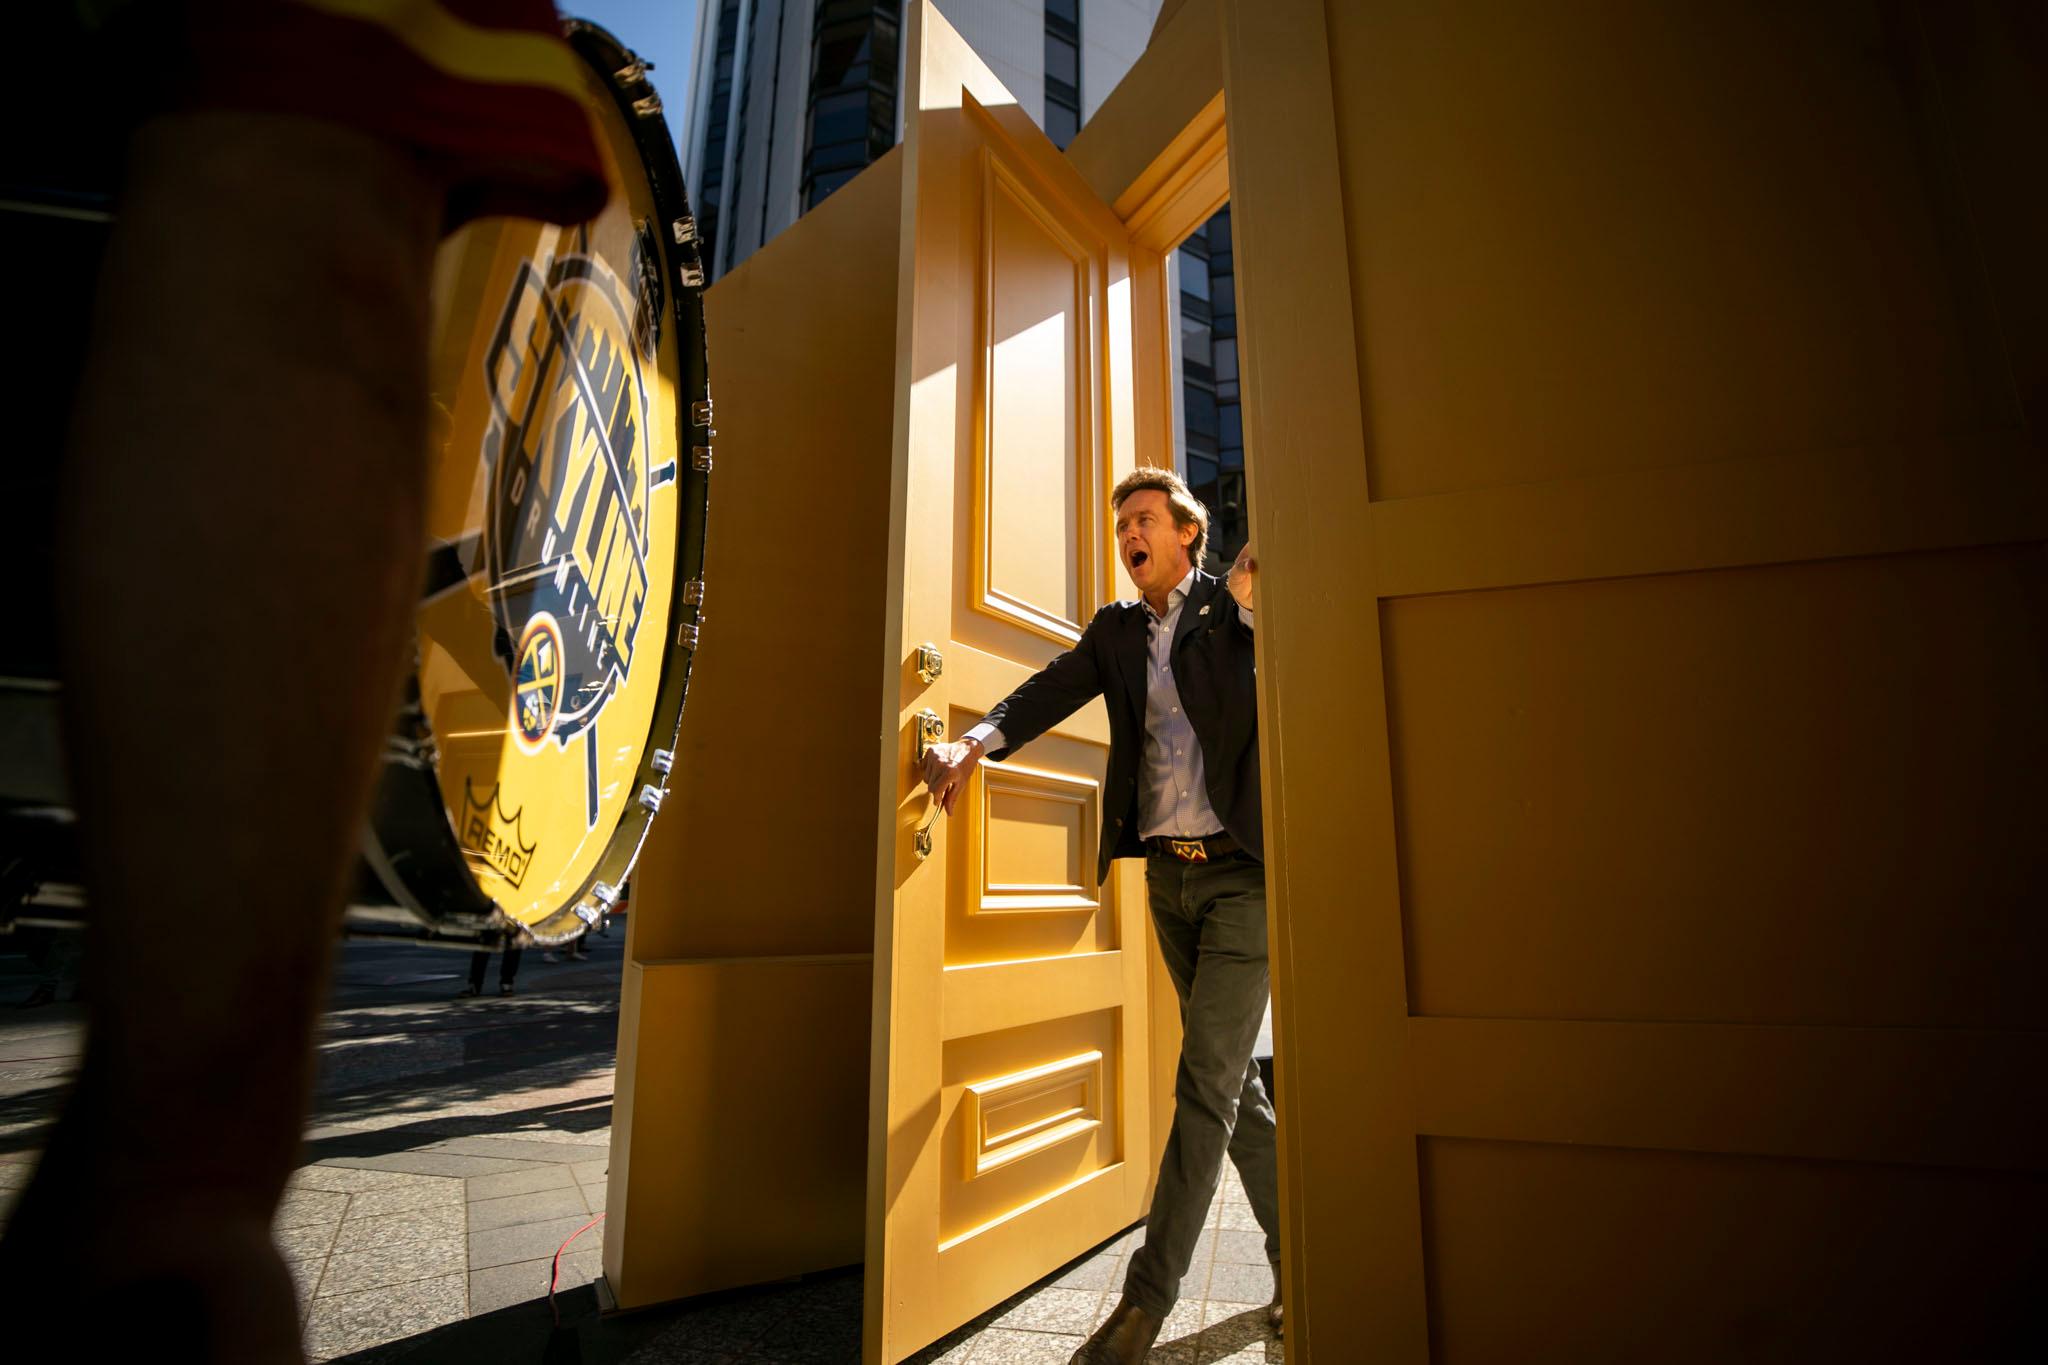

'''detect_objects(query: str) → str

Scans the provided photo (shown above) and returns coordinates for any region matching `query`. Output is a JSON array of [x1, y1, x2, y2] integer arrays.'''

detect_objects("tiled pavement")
[[1, 931, 1281, 1363], [278, 1133, 612, 1359], [589, 1160, 1281, 1365], [262, 1120, 1280, 1363], [887, 1160, 1282, 1365]]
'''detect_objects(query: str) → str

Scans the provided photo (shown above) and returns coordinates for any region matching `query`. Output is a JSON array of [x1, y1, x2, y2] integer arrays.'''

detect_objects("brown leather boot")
[[1070, 1296, 1163, 1363]]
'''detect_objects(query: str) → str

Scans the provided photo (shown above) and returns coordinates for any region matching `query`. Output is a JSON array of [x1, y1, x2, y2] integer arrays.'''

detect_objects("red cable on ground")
[[549, 1212, 607, 1327]]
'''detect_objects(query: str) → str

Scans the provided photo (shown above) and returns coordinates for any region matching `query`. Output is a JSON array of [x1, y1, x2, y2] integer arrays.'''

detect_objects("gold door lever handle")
[[913, 709, 944, 767], [914, 801, 942, 861], [912, 710, 946, 861]]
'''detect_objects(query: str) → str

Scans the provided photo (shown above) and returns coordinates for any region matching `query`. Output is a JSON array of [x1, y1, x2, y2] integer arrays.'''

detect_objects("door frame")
[[1067, 0, 1428, 1358], [1215, 0, 1433, 1357], [1077, 86, 1232, 1243]]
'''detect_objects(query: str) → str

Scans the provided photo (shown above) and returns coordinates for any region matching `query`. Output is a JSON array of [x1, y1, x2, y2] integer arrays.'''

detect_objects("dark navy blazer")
[[979, 569, 1261, 885]]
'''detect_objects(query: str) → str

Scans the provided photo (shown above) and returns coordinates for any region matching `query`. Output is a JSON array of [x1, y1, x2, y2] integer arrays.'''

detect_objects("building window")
[[696, 0, 745, 269], [803, 0, 902, 210], [1177, 207, 1245, 566], [1044, 0, 1080, 149], [724, 0, 766, 275]]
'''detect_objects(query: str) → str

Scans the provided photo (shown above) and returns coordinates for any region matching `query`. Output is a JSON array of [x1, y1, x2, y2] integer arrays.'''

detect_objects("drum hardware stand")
[[384, 730, 437, 772]]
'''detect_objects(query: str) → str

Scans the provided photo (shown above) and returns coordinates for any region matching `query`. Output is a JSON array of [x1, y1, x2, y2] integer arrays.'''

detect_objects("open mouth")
[[1129, 548, 1149, 571]]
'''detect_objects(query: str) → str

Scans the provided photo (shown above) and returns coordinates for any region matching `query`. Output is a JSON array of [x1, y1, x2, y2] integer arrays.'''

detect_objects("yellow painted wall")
[[605, 152, 904, 1308]]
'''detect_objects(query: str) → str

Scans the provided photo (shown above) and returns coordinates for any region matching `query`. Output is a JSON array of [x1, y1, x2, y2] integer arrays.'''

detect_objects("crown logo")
[[460, 780, 539, 890]]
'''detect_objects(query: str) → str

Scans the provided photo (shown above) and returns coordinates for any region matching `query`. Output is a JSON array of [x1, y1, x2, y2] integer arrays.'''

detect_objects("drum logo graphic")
[[512, 614, 565, 749], [461, 781, 538, 889], [479, 242, 674, 827]]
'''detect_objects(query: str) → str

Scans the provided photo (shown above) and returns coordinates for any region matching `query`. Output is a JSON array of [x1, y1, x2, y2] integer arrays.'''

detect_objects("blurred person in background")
[[0, 3, 604, 1358]]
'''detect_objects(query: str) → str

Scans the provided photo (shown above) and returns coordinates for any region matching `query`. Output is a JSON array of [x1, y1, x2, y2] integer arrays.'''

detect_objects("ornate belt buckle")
[[1170, 838, 1208, 863]]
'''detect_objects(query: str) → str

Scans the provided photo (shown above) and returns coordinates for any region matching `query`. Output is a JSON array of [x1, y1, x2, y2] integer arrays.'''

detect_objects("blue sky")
[[573, 0, 698, 160]]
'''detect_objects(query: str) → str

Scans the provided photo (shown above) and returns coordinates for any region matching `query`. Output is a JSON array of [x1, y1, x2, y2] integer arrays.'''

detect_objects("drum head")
[[364, 22, 709, 944]]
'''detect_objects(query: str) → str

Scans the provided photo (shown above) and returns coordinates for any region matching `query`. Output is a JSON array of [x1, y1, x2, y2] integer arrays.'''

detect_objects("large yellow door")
[[864, 4, 1152, 1361], [1215, 0, 2048, 1358]]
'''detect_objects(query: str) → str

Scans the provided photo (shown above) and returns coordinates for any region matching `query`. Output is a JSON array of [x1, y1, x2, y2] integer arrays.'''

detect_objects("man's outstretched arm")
[[923, 605, 1117, 813]]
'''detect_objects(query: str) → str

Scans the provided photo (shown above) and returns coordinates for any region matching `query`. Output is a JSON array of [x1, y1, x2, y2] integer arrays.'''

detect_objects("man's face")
[[1116, 489, 1197, 597]]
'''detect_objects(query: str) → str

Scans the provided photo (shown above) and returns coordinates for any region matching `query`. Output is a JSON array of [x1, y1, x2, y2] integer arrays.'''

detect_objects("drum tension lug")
[[651, 748, 675, 775], [680, 260, 706, 289], [633, 93, 663, 119], [683, 578, 707, 608], [614, 59, 650, 87], [638, 784, 666, 813], [691, 399, 714, 429], [677, 622, 701, 650], [672, 216, 698, 246], [692, 445, 714, 473], [592, 882, 621, 909]]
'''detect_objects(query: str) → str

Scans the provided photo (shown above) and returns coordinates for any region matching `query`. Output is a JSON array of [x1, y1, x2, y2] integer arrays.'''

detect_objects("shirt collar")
[[1142, 566, 1200, 622]]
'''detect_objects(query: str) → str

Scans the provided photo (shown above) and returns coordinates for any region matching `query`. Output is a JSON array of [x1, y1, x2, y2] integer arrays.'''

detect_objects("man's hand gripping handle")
[[922, 736, 986, 817]]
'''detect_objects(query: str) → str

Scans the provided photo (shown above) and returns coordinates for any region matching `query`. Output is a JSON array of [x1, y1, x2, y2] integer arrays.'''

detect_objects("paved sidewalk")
[[279, 1131, 612, 1358], [1, 928, 1281, 1363], [898, 1160, 1282, 1365]]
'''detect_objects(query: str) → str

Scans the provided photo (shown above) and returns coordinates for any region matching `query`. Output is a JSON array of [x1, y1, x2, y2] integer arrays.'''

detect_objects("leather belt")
[[1146, 833, 1239, 863]]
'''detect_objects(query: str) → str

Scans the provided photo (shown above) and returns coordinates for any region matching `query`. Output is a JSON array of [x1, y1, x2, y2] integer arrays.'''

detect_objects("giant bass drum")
[[0, 21, 711, 950]]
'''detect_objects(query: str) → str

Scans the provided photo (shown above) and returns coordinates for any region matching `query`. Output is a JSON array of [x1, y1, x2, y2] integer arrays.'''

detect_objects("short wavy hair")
[[1111, 466, 1210, 570]]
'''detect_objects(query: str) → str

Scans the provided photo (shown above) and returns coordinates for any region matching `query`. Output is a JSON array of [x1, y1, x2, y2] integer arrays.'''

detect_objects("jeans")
[[468, 946, 522, 992], [1124, 852, 1283, 1317]]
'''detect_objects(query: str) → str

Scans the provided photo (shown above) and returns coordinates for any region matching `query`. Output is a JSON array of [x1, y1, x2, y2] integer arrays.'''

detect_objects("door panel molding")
[[1370, 431, 2047, 600], [941, 952, 1125, 1040], [1409, 1017, 2047, 1173], [934, 1160, 1127, 1256], [972, 761, 1102, 915], [970, 123, 1108, 649], [1116, 91, 1230, 253], [963, 1049, 1107, 1178]]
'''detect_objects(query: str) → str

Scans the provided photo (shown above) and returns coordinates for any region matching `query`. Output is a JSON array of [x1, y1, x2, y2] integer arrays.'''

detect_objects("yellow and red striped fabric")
[[180, 0, 607, 227]]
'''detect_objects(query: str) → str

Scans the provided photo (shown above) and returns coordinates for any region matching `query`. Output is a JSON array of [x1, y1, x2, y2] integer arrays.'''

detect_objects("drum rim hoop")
[[362, 19, 711, 947]]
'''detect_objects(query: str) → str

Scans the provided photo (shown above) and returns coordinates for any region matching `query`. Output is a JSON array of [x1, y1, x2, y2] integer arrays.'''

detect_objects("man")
[[924, 468, 1281, 1364]]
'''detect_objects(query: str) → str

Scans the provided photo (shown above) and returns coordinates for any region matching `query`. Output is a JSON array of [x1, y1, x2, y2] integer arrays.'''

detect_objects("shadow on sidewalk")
[[328, 1265, 864, 1365]]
